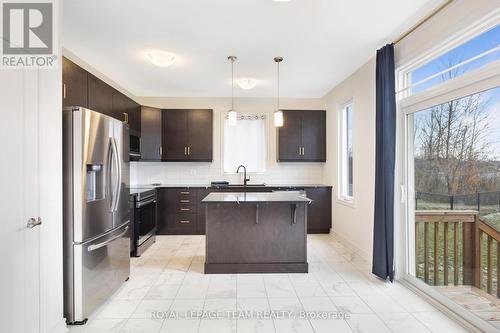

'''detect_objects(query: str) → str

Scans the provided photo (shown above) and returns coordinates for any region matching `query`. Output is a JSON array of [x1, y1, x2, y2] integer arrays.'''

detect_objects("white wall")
[[322, 59, 376, 259], [131, 97, 327, 186]]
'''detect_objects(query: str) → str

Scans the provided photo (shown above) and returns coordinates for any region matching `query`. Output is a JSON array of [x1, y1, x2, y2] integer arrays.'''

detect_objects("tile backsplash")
[[130, 161, 325, 186]]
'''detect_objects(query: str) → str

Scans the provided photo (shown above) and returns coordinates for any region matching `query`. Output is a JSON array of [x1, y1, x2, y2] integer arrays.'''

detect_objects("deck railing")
[[415, 210, 499, 298]]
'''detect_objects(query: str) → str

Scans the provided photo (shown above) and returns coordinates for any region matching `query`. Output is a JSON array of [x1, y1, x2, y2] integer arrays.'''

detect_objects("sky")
[[412, 25, 500, 159], [411, 25, 500, 94]]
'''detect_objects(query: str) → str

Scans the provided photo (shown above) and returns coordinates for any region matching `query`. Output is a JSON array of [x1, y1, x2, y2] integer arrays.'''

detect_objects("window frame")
[[337, 100, 354, 204], [397, 16, 500, 100]]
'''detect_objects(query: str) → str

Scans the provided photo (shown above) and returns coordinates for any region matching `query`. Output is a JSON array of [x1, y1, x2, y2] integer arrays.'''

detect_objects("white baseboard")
[[331, 229, 371, 263]]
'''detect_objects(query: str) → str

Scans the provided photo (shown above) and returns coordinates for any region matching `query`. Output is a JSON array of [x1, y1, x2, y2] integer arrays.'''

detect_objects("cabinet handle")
[[180, 208, 190, 211], [184, 146, 187, 156], [159, 146, 163, 156], [187, 146, 191, 155], [123, 113, 129, 124], [298, 147, 301, 156], [180, 191, 190, 195], [63, 83, 67, 99], [302, 147, 305, 156], [180, 199, 190, 203], [180, 220, 190, 224]]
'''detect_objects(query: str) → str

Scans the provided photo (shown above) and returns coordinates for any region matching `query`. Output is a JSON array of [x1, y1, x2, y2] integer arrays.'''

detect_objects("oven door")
[[135, 196, 157, 247]]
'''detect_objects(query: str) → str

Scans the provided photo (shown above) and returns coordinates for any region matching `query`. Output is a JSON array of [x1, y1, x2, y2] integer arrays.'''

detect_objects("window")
[[402, 24, 500, 96], [223, 114, 266, 173], [338, 103, 353, 201]]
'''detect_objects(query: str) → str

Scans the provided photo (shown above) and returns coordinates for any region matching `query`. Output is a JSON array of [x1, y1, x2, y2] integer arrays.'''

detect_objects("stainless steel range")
[[63, 107, 130, 324], [130, 188, 157, 256]]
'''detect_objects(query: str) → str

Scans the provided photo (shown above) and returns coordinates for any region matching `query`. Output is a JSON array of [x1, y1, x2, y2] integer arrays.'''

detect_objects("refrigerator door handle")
[[112, 137, 121, 212], [106, 138, 114, 211], [87, 225, 129, 252]]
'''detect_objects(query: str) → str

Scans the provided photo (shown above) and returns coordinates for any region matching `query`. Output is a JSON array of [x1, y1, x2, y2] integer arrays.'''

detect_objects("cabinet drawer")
[[176, 189, 197, 200], [166, 213, 197, 234], [177, 204, 195, 214]]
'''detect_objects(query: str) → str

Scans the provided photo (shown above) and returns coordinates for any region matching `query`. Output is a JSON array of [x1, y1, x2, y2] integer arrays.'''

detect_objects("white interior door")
[[0, 70, 41, 332]]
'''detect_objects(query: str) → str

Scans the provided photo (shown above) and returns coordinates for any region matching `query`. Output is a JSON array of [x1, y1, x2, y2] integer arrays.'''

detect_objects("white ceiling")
[[63, 0, 440, 98]]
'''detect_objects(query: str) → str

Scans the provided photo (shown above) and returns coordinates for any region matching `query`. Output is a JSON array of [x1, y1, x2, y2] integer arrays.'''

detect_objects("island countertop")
[[202, 192, 312, 203]]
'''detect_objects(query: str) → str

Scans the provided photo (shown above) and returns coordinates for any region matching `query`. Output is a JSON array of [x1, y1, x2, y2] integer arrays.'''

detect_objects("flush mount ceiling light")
[[273, 56, 284, 127], [146, 50, 176, 67], [237, 78, 257, 90], [227, 56, 238, 126]]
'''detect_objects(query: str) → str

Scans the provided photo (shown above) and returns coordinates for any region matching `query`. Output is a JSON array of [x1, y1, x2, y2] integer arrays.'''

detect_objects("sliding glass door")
[[405, 84, 500, 332]]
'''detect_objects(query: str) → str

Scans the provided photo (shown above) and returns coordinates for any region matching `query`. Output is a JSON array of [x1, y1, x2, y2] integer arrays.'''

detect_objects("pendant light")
[[274, 57, 284, 127], [227, 56, 237, 126]]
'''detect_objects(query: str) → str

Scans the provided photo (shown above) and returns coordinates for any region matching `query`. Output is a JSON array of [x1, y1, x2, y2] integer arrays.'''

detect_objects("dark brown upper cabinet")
[[63, 57, 88, 108], [112, 90, 141, 136], [87, 73, 114, 117], [127, 102, 141, 136], [63, 57, 141, 135], [141, 106, 162, 161], [161, 109, 213, 162], [277, 110, 326, 162]]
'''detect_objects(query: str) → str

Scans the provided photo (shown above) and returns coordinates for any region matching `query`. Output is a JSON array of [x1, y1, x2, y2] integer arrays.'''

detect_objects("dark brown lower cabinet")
[[156, 186, 332, 235], [157, 188, 199, 235], [305, 187, 332, 233]]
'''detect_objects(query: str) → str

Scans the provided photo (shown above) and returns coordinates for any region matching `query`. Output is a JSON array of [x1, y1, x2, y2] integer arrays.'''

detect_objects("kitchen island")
[[202, 192, 311, 274]]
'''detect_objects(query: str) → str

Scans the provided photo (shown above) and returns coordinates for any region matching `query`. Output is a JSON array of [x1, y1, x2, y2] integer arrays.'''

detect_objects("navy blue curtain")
[[372, 44, 396, 282]]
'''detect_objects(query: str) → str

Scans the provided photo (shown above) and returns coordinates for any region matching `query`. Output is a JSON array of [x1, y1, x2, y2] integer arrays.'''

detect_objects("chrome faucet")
[[236, 165, 250, 188]]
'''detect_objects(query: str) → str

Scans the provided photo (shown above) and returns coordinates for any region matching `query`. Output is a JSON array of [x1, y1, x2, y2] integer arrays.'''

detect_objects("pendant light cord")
[[231, 58, 234, 110], [276, 60, 280, 110]]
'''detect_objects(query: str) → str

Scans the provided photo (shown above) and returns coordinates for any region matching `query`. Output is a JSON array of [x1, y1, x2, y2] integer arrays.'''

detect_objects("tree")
[[413, 61, 492, 195]]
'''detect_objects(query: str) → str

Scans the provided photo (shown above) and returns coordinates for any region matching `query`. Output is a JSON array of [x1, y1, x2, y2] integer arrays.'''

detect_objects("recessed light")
[[272, 0, 291, 2], [146, 50, 175, 67], [237, 78, 257, 90]]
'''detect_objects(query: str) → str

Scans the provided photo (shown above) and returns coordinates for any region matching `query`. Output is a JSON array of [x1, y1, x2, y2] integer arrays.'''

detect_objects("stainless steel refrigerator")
[[63, 107, 130, 324]]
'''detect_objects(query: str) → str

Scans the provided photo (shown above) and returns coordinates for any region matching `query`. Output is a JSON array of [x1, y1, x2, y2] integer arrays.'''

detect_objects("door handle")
[[27, 217, 42, 228], [88, 226, 129, 252], [106, 138, 114, 210], [111, 138, 121, 212]]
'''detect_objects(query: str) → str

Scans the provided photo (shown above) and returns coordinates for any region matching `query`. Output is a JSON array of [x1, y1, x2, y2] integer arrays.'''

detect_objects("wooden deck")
[[437, 285, 500, 330]]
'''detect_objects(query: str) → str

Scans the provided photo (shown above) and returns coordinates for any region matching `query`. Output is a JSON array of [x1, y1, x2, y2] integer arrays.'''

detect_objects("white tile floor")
[[68, 234, 469, 333]]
